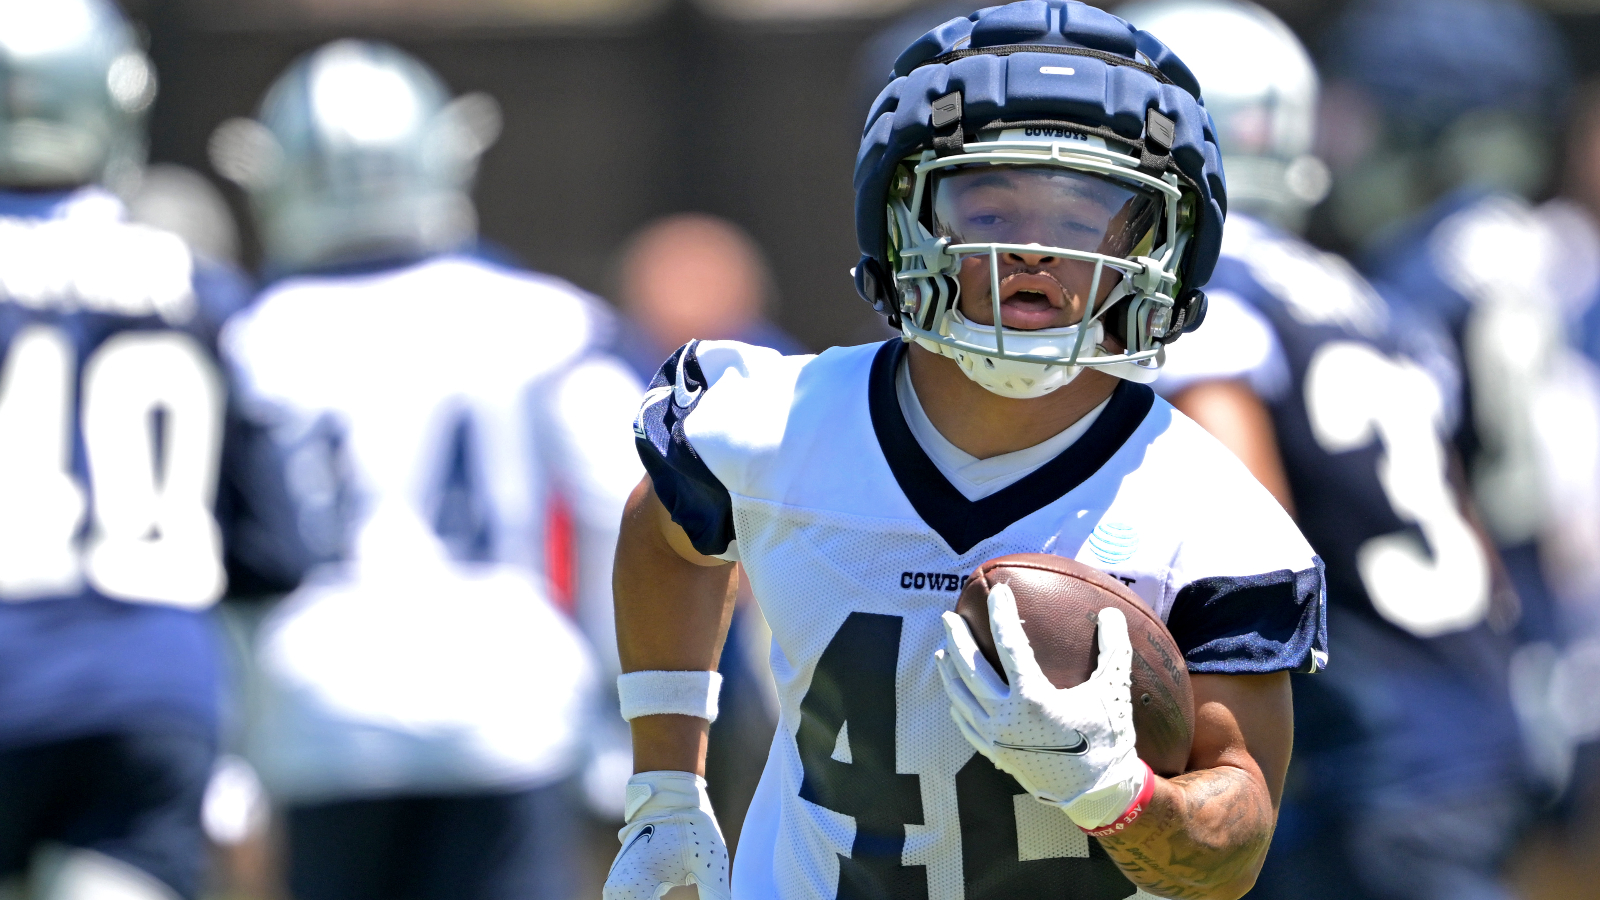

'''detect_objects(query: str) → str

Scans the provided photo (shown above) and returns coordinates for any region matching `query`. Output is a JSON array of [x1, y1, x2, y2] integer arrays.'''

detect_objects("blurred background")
[[7, 0, 1600, 899], [114, 0, 1600, 350]]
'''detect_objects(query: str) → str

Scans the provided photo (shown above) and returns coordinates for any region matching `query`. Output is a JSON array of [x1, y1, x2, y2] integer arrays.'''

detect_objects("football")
[[955, 553, 1195, 777]]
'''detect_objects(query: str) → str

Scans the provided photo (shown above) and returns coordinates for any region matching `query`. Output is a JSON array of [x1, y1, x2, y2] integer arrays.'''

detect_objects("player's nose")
[[1003, 246, 1058, 267]]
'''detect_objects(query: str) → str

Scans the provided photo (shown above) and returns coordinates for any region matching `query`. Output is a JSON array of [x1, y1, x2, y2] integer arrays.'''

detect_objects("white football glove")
[[935, 583, 1151, 831], [603, 771, 731, 900]]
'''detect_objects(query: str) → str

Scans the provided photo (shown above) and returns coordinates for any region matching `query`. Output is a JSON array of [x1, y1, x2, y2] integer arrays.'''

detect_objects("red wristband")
[[1081, 761, 1156, 838]]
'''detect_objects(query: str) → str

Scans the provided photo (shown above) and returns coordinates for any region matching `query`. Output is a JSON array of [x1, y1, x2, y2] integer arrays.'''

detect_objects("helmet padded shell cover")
[[854, 0, 1227, 311]]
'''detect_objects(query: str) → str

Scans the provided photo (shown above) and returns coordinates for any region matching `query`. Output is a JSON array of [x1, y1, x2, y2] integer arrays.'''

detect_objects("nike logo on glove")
[[994, 732, 1089, 755], [607, 824, 657, 880], [623, 825, 655, 855]]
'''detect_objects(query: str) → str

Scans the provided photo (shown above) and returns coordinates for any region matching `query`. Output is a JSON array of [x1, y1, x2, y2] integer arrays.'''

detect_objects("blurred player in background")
[[1318, 0, 1572, 633], [613, 213, 805, 380], [211, 40, 643, 900], [1530, 82, 1600, 758], [1318, 0, 1600, 832], [1121, 3, 1534, 898], [1484, 75, 1600, 893], [0, 2, 303, 898]]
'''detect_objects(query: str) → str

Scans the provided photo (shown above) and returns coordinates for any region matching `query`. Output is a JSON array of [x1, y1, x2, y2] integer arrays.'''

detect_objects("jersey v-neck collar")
[[867, 340, 1156, 555]]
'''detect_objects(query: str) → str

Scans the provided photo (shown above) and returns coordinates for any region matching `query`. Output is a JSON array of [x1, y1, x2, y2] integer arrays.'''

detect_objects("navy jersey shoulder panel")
[[868, 340, 1156, 555], [634, 341, 736, 557], [1167, 558, 1328, 674]]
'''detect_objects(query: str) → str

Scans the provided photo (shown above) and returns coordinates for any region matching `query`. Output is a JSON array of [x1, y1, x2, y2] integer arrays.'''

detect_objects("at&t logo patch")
[[1088, 521, 1139, 565]]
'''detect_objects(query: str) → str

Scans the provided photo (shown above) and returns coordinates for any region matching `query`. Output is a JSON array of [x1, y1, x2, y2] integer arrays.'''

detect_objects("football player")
[[607, 3, 1327, 899], [211, 42, 644, 900], [0, 2, 299, 898], [1119, 3, 1533, 898], [1318, 0, 1571, 638]]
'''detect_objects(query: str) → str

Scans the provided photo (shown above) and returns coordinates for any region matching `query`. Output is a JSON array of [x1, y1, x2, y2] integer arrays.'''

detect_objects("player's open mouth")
[[996, 272, 1068, 329]]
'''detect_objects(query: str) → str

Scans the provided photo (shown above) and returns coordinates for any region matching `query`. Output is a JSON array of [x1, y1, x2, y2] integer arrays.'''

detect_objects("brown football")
[[955, 553, 1195, 776]]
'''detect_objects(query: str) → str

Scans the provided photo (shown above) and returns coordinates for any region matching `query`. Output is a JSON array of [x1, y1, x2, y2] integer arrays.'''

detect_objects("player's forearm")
[[1095, 765, 1275, 900], [613, 477, 739, 774], [629, 714, 713, 776]]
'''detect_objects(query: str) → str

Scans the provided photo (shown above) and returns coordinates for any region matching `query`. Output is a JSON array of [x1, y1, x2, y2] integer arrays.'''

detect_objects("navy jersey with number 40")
[[0, 189, 294, 750]]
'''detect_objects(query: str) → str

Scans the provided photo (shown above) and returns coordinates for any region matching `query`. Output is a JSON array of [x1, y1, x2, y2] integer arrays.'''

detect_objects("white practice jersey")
[[223, 254, 643, 800], [635, 339, 1327, 900]]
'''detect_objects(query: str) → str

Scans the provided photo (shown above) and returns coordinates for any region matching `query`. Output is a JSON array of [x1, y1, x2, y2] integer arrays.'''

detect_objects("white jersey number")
[[1304, 341, 1490, 636], [0, 324, 226, 609]]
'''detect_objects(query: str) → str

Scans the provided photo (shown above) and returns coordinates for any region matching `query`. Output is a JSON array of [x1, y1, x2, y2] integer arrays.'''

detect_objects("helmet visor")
[[931, 164, 1163, 259]]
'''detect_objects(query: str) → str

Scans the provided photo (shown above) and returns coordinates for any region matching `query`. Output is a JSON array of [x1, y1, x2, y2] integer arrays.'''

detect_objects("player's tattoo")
[[1095, 766, 1274, 900]]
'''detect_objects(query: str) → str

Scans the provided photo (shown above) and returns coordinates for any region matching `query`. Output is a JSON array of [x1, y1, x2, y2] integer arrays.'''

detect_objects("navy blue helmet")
[[854, 0, 1226, 391]]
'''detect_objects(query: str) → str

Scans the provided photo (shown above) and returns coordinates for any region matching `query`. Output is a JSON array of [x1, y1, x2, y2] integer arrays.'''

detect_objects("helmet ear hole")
[[107, 53, 157, 115]]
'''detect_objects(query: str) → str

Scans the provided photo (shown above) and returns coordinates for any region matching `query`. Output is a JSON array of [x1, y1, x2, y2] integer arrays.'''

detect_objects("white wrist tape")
[[618, 670, 723, 722]]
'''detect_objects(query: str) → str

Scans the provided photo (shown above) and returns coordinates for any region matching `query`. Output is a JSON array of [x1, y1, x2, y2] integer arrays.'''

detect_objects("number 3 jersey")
[[636, 338, 1328, 900], [1154, 214, 1527, 802], [0, 188, 291, 750]]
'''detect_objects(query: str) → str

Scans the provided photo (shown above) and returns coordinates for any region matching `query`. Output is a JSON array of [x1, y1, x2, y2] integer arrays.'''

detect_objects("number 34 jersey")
[[636, 339, 1328, 900], [1154, 214, 1525, 798], [1156, 214, 1490, 640]]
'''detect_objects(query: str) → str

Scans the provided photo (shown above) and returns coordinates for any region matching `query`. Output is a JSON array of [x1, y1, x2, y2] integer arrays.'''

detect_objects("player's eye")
[[1054, 218, 1104, 246]]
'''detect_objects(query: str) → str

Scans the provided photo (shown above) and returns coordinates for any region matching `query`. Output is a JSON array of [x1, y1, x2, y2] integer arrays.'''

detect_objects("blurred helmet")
[[855, 0, 1225, 396], [209, 40, 501, 274], [1118, 0, 1328, 229], [126, 163, 240, 265], [0, 0, 156, 189]]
